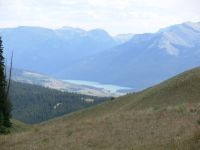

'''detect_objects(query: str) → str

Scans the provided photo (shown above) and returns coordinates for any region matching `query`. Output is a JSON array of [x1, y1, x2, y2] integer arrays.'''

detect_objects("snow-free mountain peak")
[[1, 21, 200, 91], [158, 22, 200, 56]]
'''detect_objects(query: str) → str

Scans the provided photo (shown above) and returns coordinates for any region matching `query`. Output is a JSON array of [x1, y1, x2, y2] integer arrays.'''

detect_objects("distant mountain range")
[[0, 26, 121, 75], [114, 33, 135, 44], [1, 21, 200, 90]]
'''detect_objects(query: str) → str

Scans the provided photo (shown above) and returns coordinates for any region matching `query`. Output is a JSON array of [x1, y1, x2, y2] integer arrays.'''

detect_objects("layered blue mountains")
[[1, 21, 200, 90]]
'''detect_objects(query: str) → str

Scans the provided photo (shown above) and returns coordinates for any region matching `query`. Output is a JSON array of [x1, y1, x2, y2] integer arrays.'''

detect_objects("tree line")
[[0, 36, 12, 134]]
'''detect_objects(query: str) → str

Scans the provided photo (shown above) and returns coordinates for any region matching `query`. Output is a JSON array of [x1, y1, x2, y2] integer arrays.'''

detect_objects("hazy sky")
[[0, 0, 200, 35]]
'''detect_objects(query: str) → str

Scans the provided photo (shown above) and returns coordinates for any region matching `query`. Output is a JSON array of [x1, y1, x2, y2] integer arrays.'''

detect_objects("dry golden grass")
[[1, 67, 200, 149], [1, 103, 200, 150]]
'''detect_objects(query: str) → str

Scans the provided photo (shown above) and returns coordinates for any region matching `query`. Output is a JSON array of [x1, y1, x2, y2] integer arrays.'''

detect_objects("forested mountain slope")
[[10, 81, 108, 124]]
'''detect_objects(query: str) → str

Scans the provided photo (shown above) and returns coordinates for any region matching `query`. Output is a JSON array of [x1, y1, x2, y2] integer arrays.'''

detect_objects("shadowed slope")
[[10, 119, 29, 133]]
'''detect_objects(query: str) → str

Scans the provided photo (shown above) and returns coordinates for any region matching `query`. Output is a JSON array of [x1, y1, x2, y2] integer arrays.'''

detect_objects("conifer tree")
[[0, 36, 12, 133]]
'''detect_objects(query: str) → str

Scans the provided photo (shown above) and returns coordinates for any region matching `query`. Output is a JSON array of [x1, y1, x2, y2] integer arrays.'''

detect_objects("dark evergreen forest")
[[10, 81, 108, 124]]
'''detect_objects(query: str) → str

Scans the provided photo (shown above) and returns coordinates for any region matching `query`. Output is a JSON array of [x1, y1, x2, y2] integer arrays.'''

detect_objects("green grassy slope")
[[1, 67, 200, 150]]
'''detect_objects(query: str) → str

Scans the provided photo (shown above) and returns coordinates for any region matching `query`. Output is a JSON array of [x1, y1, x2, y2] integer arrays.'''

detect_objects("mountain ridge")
[[60, 21, 200, 89], [1, 21, 200, 90]]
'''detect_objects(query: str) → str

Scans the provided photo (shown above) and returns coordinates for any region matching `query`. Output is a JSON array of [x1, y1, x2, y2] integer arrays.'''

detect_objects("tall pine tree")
[[0, 36, 12, 133]]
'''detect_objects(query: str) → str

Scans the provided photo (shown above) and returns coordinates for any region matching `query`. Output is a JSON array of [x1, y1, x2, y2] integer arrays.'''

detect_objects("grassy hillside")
[[10, 81, 108, 124], [1, 67, 200, 149], [10, 119, 29, 133]]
